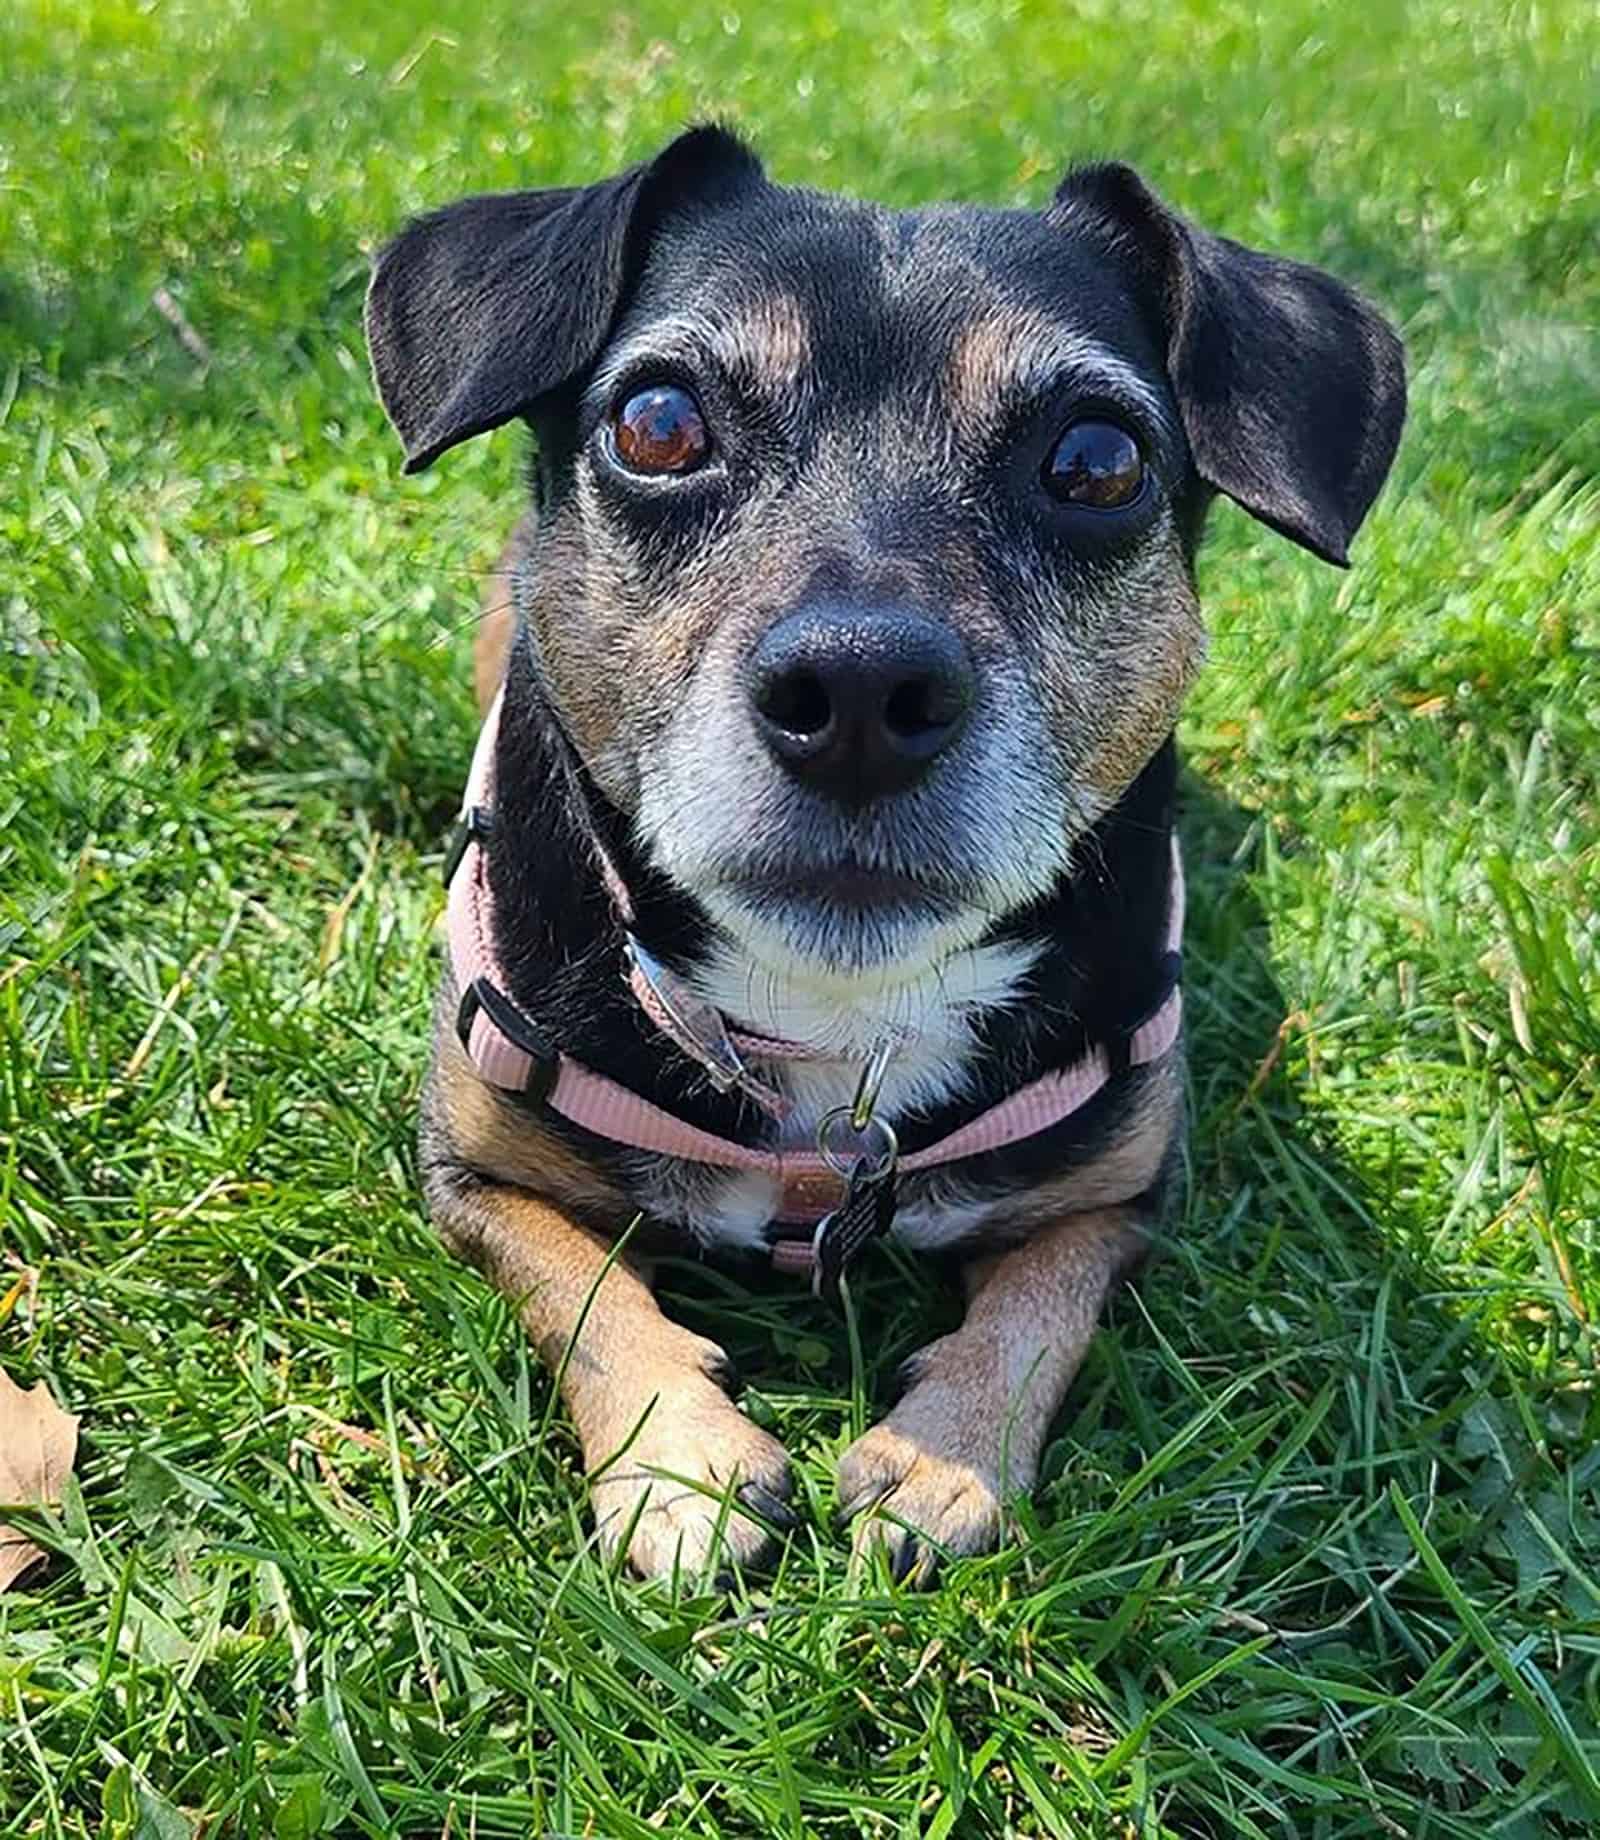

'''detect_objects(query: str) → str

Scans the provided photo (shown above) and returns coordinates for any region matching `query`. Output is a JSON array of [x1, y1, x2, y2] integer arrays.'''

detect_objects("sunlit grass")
[[2, 0, 1598, 1832]]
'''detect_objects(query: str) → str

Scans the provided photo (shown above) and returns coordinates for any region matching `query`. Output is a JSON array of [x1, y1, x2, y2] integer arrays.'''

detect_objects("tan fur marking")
[[723, 292, 812, 397], [1077, 598, 1207, 806], [945, 306, 1073, 435], [838, 1206, 1144, 1578], [474, 515, 534, 712], [530, 503, 627, 763], [993, 1057, 1182, 1234]]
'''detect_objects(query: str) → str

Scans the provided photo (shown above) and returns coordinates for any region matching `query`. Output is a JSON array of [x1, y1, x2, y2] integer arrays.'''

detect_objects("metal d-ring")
[[817, 1108, 899, 1181]]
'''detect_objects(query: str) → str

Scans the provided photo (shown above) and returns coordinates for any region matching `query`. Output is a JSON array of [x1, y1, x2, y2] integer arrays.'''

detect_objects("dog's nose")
[[748, 605, 976, 803]]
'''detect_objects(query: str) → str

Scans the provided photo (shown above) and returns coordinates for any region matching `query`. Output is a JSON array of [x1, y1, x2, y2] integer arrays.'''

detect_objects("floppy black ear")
[[1051, 163, 1406, 565], [366, 125, 763, 473]]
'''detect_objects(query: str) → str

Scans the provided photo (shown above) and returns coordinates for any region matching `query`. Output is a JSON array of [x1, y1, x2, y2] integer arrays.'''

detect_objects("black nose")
[[748, 605, 976, 803]]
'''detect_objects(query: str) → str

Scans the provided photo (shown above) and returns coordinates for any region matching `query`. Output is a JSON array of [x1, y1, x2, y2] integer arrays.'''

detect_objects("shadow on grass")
[[650, 769, 1600, 1832]]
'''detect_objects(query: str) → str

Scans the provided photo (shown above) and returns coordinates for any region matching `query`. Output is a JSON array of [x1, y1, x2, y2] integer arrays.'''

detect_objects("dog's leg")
[[836, 1206, 1145, 1579], [430, 1171, 795, 1579]]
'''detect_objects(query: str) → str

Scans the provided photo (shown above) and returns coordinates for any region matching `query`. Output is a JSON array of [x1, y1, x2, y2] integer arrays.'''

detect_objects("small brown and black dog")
[[365, 126, 1404, 1581]]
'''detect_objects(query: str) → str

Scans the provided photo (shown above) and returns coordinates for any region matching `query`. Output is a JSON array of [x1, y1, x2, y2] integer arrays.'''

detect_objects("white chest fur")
[[642, 934, 1041, 1251]]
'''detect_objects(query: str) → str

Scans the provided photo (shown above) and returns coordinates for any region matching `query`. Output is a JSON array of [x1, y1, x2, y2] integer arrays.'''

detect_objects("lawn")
[[2, 0, 1598, 1832]]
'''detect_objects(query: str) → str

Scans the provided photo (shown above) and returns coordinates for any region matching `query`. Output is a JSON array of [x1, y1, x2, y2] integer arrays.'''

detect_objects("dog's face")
[[369, 131, 1403, 982], [547, 194, 1212, 983]]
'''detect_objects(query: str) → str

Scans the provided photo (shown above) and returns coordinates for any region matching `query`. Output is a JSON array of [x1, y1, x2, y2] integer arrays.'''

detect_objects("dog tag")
[[812, 1160, 898, 1303]]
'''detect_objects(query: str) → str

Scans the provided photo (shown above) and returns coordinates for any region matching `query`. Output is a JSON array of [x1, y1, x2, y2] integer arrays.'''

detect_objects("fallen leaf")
[[0, 1367, 80, 1590]]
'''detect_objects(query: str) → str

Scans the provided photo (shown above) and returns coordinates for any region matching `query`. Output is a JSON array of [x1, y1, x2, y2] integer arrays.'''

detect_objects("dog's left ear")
[[366, 126, 763, 473], [1051, 164, 1406, 565]]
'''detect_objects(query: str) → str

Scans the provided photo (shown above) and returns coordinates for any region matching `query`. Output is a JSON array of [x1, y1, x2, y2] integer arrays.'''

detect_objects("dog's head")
[[368, 128, 1403, 984]]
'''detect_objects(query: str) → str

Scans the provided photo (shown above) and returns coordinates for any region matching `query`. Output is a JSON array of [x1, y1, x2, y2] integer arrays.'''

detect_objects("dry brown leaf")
[[0, 1367, 80, 1591]]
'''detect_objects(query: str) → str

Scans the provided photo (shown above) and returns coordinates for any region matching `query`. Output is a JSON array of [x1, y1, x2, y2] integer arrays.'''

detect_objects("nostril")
[[883, 676, 963, 741], [758, 668, 833, 738]]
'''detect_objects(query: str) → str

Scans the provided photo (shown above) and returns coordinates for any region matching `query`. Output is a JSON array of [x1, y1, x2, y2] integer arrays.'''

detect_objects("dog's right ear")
[[366, 126, 763, 473]]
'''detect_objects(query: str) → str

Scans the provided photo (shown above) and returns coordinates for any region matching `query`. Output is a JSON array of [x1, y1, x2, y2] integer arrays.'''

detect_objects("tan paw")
[[837, 1415, 1009, 1583], [836, 1331, 1046, 1584], [588, 1377, 795, 1583]]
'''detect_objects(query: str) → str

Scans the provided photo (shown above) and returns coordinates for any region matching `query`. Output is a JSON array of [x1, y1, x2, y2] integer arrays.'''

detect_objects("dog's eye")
[[1043, 420, 1144, 509], [611, 385, 710, 475]]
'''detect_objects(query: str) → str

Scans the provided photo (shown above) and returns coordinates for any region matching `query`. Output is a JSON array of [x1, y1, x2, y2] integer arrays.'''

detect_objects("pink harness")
[[447, 692, 1184, 1257]]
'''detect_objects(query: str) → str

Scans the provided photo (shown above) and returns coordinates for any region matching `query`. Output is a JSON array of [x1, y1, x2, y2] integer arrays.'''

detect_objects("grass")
[[2, 0, 1598, 1832]]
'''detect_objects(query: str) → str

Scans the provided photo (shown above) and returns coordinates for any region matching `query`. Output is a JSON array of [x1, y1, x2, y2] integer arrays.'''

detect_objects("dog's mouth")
[[635, 701, 1072, 976], [724, 862, 964, 919], [695, 855, 992, 978]]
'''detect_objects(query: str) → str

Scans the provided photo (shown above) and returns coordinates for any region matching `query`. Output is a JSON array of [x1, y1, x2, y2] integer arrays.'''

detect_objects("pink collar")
[[446, 692, 1183, 1254]]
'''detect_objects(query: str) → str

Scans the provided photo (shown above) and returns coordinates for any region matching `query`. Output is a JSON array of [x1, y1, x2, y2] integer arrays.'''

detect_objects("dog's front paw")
[[836, 1339, 1042, 1583], [837, 1416, 1005, 1583], [588, 1378, 795, 1583]]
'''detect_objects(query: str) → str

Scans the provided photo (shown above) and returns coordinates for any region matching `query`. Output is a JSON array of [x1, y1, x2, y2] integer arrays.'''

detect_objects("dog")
[[365, 125, 1404, 1582]]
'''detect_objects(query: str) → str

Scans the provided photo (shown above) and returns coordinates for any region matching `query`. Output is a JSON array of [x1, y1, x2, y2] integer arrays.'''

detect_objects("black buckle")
[[442, 805, 494, 888], [456, 976, 558, 1105]]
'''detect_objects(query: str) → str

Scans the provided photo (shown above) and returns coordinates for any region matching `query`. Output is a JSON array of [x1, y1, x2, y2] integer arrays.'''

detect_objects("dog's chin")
[[698, 869, 992, 988]]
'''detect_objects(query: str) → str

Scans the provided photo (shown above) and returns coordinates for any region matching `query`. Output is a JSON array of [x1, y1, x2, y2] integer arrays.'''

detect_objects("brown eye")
[[611, 385, 710, 475], [1043, 419, 1145, 509]]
